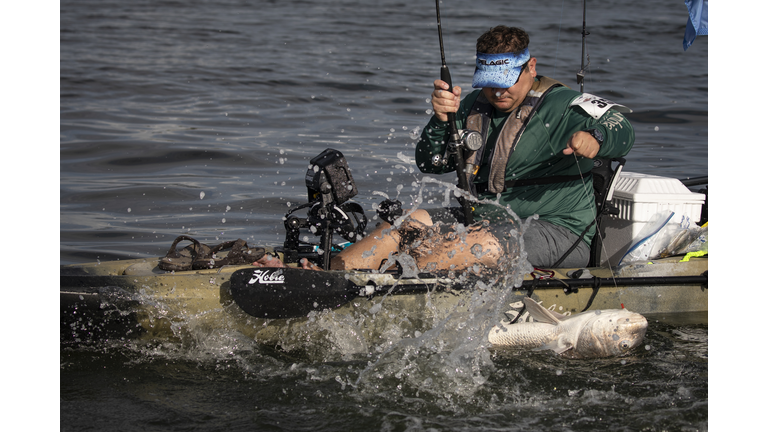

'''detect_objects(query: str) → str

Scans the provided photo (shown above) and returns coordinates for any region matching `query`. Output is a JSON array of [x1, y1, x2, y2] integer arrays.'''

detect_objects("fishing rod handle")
[[438, 66, 461, 139], [440, 65, 453, 89]]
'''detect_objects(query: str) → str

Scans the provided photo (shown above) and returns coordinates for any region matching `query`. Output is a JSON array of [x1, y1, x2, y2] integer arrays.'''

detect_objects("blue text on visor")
[[472, 49, 531, 89]]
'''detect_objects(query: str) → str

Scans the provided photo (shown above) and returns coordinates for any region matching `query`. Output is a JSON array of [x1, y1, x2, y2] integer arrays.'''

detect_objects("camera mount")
[[282, 149, 367, 270]]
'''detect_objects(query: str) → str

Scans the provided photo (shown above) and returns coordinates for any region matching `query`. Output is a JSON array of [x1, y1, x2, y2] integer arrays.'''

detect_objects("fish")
[[488, 297, 648, 358]]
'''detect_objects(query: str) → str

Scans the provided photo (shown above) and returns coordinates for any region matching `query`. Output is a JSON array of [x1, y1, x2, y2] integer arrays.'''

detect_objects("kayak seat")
[[552, 157, 626, 268], [588, 157, 625, 267]]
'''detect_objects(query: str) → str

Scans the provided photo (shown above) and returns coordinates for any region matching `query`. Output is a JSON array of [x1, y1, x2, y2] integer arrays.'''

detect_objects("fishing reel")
[[282, 148, 367, 269], [431, 129, 484, 166]]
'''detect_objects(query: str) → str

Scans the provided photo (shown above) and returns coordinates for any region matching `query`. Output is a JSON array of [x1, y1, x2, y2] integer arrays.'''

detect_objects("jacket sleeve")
[[415, 116, 454, 174], [414, 91, 479, 174], [591, 109, 635, 159]]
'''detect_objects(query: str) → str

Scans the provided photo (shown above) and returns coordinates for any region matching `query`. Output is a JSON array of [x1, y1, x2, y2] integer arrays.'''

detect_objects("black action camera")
[[305, 148, 358, 205]]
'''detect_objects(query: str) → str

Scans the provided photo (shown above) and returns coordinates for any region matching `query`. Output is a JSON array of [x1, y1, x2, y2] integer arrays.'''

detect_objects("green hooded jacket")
[[415, 77, 635, 246]]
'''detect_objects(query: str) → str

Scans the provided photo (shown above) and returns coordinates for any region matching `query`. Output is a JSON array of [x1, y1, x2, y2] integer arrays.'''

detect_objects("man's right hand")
[[431, 79, 462, 123]]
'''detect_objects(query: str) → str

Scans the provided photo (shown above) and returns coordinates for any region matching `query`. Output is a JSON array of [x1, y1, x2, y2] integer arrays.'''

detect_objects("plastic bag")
[[619, 210, 674, 265], [657, 221, 707, 258], [619, 212, 707, 265]]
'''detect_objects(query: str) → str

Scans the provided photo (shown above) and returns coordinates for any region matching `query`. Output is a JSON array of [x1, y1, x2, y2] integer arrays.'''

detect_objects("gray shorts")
[[424, 207, 589, 268]]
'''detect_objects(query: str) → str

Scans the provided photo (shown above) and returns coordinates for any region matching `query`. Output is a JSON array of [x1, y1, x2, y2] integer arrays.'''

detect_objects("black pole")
[[577, 0, 589, 92], [434, 0, 473, 224], [679, 176, 708, 187], [519, 274, 707, 290]]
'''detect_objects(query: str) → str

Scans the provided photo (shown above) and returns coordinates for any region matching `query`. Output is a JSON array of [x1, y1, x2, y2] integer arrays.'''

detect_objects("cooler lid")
[[612, 172, 706, 202]]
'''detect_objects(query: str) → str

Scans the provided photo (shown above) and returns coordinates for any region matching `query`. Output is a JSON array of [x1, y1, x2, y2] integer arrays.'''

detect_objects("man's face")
[[481, 57, 537, 113]]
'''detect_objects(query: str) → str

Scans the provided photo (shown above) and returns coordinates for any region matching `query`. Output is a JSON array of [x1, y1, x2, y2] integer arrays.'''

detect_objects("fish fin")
[[535, 336, 573, 355], [522, 297, 561, 325]]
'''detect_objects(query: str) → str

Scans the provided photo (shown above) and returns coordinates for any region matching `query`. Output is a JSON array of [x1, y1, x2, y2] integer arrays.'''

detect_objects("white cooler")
[[597, 172, 706, 266]]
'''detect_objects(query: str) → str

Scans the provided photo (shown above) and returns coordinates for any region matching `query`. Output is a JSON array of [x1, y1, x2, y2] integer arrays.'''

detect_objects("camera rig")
[[281, 149, 368, 270]]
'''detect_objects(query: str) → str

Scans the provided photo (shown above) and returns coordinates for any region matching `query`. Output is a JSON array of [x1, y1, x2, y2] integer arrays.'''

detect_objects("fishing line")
[[571, 152, 618, 283], [561, 1, 614, 282]]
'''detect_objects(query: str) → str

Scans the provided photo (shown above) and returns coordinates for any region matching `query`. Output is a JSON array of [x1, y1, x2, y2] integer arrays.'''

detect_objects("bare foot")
[[299, 258, 322, 271], [252, 255, 285, 268], [252, 255, 322, 271]]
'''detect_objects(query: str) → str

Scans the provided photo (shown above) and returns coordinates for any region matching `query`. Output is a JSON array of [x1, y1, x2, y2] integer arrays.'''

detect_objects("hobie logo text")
[[248, 269, 285, 285]]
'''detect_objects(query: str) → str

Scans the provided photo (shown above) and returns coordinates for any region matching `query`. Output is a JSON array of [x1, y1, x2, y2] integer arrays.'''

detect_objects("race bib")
[[570, 93, 632, 119]]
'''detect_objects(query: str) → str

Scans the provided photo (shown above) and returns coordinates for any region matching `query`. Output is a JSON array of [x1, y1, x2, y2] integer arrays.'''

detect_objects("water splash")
[[336, 177, 532, 407]]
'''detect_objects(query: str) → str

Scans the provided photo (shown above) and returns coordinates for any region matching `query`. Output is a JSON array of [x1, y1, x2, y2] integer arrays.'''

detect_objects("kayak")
[[61, 149, 708, 348], [60, 247, 707, 346]]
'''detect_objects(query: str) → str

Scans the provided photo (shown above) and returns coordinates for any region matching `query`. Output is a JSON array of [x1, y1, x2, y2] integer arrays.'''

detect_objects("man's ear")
[[528, 57, 537, 76]]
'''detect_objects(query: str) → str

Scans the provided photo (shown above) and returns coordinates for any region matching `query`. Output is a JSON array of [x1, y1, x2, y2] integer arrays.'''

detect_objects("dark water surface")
[[60, 0, 708, 266], [60, 313, 708, 431], [55, 0, 715, 430]]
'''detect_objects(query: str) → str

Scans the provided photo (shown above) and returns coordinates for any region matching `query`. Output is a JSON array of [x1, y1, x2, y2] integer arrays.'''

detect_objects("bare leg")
[[332, 209, 505, 272], [411, 225, 504, 272], [253, 208, 506, 273], [331, 209, 433, 270]]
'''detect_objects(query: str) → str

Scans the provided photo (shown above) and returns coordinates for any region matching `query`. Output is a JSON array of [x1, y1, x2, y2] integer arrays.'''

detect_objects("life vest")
[[464, 76, 582, 196]]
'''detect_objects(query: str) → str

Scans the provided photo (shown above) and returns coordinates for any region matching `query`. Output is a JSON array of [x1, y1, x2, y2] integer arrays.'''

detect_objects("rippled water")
[[60, 0, 708, 266], [58, 0, 709, 430], [61, 313, 708, 431]]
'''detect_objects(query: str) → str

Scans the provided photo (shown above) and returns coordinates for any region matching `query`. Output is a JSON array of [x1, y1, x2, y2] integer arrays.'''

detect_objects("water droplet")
[[200, 191, 205, 199]]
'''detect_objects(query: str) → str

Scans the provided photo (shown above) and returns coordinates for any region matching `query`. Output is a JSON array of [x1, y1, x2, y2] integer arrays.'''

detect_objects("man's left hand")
[[563, 131, 600, 158]]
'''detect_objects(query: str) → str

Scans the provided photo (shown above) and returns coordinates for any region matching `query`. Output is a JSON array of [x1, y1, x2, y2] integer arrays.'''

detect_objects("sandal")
[[192, 239, 266, 269], [158, 235, 213, 271]]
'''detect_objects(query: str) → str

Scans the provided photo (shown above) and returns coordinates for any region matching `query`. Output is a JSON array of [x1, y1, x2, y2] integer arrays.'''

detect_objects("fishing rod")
[[433, 0, 477, 225], [576, 0, 589, 92]]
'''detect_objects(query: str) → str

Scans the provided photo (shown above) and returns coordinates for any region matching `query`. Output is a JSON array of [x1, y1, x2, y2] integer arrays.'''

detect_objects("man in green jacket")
[[332, 25, 634, 271]]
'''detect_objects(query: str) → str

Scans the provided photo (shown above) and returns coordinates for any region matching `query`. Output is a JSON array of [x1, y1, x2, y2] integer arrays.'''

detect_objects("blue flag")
[[683, 0, 708, 51]]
